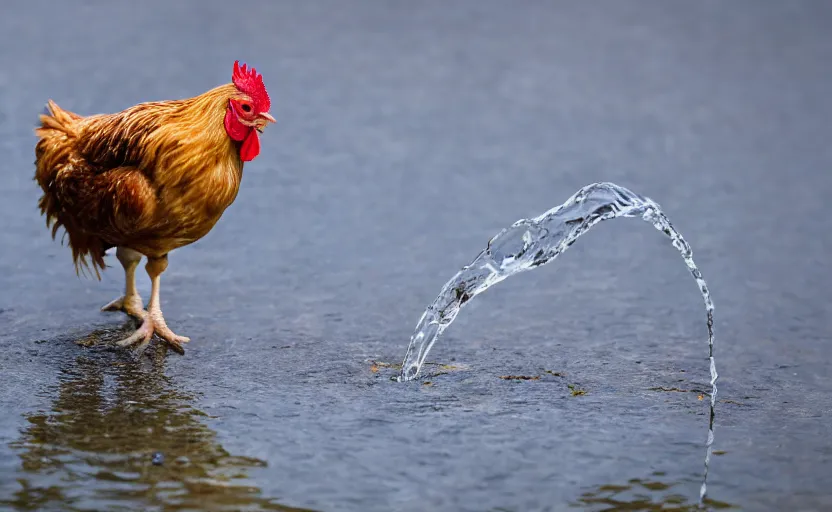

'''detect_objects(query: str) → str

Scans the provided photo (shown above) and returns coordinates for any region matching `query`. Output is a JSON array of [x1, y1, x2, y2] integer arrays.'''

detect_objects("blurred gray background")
[[0, 1, 830, 511]]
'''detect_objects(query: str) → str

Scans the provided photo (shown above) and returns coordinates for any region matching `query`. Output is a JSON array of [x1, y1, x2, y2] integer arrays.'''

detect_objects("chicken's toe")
[[101, 297, 124, 312], [101, 294, 146, 319], [147, 309, 189, 354], [116, 316, 154, 348]]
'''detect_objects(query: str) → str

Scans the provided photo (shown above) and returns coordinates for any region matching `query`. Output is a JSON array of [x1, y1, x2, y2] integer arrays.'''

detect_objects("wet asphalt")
[[1, 1, 831, 511]]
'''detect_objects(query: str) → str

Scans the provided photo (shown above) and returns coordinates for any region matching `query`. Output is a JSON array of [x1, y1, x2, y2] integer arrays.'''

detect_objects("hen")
[[34, 61, 275, 353]]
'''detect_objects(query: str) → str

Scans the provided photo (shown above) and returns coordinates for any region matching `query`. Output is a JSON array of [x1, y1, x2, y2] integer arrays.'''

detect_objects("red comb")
[[232, 60, 271, 112]]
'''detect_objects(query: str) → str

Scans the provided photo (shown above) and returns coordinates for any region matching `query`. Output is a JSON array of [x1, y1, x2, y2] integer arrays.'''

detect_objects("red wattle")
[[225, 108, 260, 162], [240, 129, 260, 162]]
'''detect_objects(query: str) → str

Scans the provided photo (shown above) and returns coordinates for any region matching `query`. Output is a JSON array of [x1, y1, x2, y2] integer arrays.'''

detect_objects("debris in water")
[[151, 452, 164, 466], [567, 384, 587, 396], [499, 375, 540, 381], [369, 360, 401, 370], [648, 386, 708, 395]]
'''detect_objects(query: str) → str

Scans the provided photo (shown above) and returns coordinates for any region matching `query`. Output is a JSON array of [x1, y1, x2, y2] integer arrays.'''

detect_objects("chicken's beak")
[[255, 112, 276, 133]]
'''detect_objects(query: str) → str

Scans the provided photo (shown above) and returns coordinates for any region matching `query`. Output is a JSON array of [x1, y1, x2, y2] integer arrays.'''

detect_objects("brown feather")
[[34, 84, 246, 278]]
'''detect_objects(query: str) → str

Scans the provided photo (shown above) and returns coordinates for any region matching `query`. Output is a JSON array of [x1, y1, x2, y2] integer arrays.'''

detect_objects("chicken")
[[34, 61, 275, 353]]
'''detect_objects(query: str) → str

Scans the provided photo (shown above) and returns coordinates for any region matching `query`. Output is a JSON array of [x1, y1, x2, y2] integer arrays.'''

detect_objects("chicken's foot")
[[101, 247, 146, 319], [116, 254, 190, 354]]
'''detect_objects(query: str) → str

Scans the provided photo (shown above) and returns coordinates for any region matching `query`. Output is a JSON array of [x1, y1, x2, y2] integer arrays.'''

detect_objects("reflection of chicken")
[[34, 62, 275, 352], [3, 329, 307, 511]]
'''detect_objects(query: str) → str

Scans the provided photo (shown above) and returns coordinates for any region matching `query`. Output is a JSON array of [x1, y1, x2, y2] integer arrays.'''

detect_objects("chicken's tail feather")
[[35, 100, 81, 138], [35, 100, 107, 280]]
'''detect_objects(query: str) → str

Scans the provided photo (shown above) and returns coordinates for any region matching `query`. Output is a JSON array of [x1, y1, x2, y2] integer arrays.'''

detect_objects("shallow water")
[[2, 1, 832, 511]]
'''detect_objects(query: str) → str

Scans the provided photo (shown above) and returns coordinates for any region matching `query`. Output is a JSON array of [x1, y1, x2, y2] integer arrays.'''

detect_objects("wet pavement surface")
[[1, 1, 831, 510]]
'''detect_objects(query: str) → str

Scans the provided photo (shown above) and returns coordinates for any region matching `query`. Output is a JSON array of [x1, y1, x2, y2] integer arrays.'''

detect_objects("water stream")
[[395, 182, 718, 503]]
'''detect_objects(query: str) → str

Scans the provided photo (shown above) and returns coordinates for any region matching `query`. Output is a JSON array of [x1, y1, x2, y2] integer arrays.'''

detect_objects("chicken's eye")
[[241, 103, 252, 113]]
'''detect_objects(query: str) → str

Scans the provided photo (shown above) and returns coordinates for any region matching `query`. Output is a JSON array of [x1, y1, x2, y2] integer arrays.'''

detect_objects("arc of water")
[[394, 182, 718, 504]]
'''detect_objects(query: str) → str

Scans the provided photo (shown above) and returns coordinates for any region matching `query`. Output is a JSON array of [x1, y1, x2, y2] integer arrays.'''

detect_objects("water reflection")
[[570, 472, 736, 511], [1, 327, 309, 512]]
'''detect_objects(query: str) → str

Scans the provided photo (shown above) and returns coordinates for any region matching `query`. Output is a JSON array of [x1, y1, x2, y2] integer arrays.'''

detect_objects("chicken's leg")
[[116, 254, 190, 353], [101, 247, 146, 319]]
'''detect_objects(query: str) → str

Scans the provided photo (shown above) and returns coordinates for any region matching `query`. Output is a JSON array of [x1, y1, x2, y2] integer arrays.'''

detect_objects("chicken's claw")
[[116, 308, 189, 355]]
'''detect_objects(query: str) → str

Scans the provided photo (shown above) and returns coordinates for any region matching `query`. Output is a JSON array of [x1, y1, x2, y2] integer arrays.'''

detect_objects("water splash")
[[395, 182, 718, 503]]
